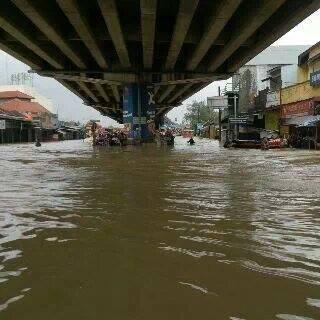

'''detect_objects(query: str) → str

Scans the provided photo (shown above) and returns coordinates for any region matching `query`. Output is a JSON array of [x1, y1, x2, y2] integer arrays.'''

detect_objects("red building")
[[0, 91, 57, 142]]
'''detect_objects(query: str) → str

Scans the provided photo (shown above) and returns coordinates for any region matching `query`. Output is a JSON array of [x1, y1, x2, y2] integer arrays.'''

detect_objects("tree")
[[183, 100, 218, 128]]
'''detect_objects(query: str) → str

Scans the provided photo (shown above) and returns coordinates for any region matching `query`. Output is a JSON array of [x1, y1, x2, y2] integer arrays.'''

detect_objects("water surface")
[[0, 138, 320, 319]]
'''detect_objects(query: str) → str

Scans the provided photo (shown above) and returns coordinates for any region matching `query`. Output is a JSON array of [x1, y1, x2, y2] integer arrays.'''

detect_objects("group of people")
[[95, 130, 127, 146], [155, 129, 175, 146]]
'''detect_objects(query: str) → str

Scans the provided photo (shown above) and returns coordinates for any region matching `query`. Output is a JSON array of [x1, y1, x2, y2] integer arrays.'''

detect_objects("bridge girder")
[[0, 0, 319, 122]]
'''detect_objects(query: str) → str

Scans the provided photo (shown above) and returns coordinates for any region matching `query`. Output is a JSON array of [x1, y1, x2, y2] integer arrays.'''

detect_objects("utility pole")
[[218, 86, 222, 142], [234, 94, 238, 140], [197, 106, 200, 136]]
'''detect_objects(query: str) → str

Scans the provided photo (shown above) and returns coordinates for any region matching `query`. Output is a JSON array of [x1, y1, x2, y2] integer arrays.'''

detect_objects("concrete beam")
[[78, 82, 99, 103], [167, 83, 193, 104], [38, 73, 122, 86], [177, 82, 209, 104], [57, 80, 89, 104], [140, 0, 157, 69], [227, 0, 320, 72], [165, 0, 199, 70], [36, 70, 138, 83], [95, 84, 110, 103], [187, 0, 242, 70], [156, 106, 169, 116], [111, 85, 120, 103], [0, 41, 41, 70], [11, 0, 86, 69], [0, 14, 63, 69], [208, 0, 287, 72], [158, 85, 176, 103], [78, 73, 99, 103], [98, 0, 130, 68], [57, 0, 108, 69], [155, 75, 218, 86], [153, 85, 161, 97]]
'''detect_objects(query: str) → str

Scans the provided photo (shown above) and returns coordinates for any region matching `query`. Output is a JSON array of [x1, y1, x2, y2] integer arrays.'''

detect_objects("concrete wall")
[[281, 65, 298, 88], [238, 65, 283, 113], [298, 43, 320, 83], [281, 81, 320, 104], [266, 91, 280, 108], [265, 110, 280, 131], [298, 66, 309, 83], [238, 66, 257, 113]]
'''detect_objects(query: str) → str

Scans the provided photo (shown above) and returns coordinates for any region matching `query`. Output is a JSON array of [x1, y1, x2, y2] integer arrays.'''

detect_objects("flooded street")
[[0, 138, 320, 319]]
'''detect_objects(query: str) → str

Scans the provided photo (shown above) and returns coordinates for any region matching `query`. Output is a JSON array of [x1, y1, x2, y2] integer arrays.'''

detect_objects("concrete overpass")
[[0, 0, 319, 137]]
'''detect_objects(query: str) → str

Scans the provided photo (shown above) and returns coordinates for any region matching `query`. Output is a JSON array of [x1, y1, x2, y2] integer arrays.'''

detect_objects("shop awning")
[[282, 115, 320, 127], [298, 115, 320, 127]]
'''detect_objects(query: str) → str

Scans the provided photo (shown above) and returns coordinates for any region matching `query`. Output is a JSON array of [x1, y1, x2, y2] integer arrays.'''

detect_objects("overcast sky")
[[0, 9, 320, 126]]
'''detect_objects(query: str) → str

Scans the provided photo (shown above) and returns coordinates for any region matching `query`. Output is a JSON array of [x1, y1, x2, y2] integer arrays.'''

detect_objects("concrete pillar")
[[28, 128, 33, 142], [123, 84, 155, 143], [155, 114, 164, 130]]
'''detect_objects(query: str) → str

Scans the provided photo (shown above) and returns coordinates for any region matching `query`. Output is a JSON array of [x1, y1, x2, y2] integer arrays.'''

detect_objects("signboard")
[[310, 70, 320, 87], [133, 117, 147, 125], [229, 117, 249, 124], [197, 123, 203, 130], [207, 96, 228, 108], [281, 99, 314, 118], [266, 91, 280, 108], [0, 120, 5, 130]]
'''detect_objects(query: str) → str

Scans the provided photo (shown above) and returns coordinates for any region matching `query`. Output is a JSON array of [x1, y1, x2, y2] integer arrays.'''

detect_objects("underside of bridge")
[[0, 0, 319, 123]]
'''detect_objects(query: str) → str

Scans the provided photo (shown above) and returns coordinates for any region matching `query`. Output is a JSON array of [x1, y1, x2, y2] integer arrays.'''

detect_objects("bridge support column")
[[155, 114, 164, 130], [123, 84, 155, 143]]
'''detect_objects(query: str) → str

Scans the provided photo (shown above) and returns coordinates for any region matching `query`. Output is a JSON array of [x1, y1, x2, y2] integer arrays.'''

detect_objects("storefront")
[[281, 97, 320, 148], [265, 106, 280, 132]]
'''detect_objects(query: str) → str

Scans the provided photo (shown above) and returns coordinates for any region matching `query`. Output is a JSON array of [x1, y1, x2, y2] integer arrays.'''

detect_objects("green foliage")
[[183, 100, 218, 127]]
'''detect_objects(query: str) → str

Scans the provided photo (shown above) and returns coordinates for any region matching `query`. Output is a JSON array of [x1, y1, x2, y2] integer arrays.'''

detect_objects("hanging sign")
[[0, 120, 5, 130], [229, 117, 249, 124], [310, 70, 320, 87]]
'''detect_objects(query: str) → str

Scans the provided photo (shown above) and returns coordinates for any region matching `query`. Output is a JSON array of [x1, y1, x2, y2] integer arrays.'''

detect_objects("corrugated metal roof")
[[0, 99, 50, 114], [247, 45, 310, 66], [0, 108, 29, 121], [0, 90, 34, 100]]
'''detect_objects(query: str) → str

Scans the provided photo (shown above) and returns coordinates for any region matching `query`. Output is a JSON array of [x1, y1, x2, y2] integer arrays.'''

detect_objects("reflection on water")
[[0, 138, 319, 319]]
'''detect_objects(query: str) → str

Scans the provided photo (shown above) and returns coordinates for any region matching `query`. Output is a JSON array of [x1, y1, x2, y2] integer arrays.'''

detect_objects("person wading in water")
[[187, 137, 195, 145]]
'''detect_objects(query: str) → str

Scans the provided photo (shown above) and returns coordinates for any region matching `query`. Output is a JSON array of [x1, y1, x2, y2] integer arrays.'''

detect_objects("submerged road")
[[0, 138, 320, 319]]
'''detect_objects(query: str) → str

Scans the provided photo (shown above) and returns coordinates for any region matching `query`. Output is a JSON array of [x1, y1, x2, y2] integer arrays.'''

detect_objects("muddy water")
[[0, 138, 319, 319]]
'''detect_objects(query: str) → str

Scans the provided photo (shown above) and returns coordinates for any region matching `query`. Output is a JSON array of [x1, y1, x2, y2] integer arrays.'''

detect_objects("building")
[[279, 42, 320, 148], [0, 85, 56, 113], [0, 108, 34, 144], [227, 46, 309, 140], [233, 46, 308, 114], [0, 90, 58, 142]]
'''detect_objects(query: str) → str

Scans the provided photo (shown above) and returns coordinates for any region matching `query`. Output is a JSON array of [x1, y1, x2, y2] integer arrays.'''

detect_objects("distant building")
[[0, 90, 58, 142], [0, 90, 57, 130], [233, 45, 309, 114], [0, 85, 56, 113], [0, 108, 34, 143]]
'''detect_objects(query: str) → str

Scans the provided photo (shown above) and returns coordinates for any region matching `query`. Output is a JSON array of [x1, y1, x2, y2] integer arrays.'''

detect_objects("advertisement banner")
[[123, 84, 156, 140], [281, 99, 314, 118]]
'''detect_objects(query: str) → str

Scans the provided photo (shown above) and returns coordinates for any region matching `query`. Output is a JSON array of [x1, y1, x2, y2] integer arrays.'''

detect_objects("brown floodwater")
[[0, 138, 320, 319]]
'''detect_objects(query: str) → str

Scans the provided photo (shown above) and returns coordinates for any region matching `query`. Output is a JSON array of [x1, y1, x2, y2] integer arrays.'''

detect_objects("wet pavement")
[[0, 138, 320, 319]]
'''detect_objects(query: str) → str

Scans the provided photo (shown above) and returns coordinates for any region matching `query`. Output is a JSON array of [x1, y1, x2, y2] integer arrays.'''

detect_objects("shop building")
[[0, 108, 34, 144], [279, 41, 320, 148], [230, 46, 307, 139], [0, 91, 58, 142]]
